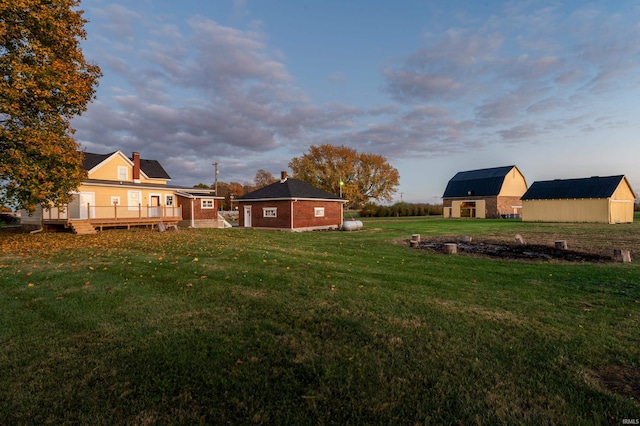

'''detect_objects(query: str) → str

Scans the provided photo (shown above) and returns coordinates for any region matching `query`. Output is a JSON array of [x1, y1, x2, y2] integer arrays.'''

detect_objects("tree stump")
[[613, 249, 631, 263], [555, 240, 568, 250], [462, 235, 473, 242], [409, 240, 419, 248], [515, 234, 525, 245], [444, 243, 457, 254], [411, 234, 421, 243]]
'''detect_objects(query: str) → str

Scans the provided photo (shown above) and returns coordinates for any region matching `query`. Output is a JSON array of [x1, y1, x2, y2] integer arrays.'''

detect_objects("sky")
[[73, 0, 640, 203]]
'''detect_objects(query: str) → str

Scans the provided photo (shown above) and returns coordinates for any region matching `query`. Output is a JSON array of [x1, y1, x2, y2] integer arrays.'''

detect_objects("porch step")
[[69, 220, 97, 235]]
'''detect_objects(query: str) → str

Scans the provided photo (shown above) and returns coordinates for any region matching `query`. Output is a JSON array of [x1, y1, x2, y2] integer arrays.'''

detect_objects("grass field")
[[1, 218, 639, 424]]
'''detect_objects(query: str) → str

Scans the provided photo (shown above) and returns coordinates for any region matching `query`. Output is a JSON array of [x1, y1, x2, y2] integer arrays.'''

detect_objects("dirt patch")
[[589, 365, 640, 401], [414, 237, 613, 262]]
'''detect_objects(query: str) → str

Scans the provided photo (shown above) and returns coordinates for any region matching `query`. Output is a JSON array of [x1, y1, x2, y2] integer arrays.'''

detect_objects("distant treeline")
[[359, 202, 443, 217]]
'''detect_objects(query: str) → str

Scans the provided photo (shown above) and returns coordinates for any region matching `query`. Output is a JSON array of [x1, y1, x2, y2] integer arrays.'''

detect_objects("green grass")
[[1, 219, 639, 424]]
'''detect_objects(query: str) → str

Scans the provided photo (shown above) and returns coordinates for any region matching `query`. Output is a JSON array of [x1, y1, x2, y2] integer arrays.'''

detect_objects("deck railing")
[[43, 204, 182, 221]]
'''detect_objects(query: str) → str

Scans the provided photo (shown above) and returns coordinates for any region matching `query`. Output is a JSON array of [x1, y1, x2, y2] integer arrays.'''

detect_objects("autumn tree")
[[0, 0, 101, 211], [228, 182, 245, 198], [289, 144, 400, 207], [254, 169, 277, 188]]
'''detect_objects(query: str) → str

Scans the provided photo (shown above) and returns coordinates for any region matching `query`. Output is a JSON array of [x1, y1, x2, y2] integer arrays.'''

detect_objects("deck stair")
[[69, 220, 97, 235]]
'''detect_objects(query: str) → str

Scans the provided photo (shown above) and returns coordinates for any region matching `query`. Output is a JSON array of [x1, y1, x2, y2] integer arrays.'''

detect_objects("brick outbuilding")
[[235, 172, 346, 231], [175, 190, 226, 228]]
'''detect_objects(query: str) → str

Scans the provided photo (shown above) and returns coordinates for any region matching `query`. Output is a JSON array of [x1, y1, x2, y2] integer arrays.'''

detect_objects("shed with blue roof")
[[521, 175, 636, 223]]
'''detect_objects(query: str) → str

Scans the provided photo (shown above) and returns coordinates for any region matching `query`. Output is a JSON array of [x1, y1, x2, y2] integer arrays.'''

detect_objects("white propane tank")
[[342, 220, 363, 231]]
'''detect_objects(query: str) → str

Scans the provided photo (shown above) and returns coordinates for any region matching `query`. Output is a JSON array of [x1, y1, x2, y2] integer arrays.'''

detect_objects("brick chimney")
[[132, 152, 140, 182], [280, 171, 287, 183]]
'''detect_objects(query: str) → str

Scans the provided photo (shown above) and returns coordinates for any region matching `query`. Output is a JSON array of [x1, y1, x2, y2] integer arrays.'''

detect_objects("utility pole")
[[213, 162, 219, 195]]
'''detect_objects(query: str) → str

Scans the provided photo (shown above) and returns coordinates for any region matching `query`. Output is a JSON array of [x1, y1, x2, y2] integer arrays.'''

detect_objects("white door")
[[243, 206, 252, 228], [79, 192, 95, 219]]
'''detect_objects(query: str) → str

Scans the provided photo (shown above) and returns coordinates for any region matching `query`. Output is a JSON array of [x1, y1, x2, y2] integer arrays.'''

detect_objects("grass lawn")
[[1, 218, 639, 424]]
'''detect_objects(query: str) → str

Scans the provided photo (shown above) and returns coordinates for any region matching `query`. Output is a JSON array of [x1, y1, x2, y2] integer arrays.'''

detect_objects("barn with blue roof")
[[521, 175, 636, 223], [442, 165, 528, 218]]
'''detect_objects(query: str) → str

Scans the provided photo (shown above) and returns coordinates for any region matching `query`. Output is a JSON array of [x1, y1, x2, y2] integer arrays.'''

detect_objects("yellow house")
[[521, 175, 636, 224], [72, 151, 180, 222], [21, 150, 222, 233], [442, 165, 528, 218]]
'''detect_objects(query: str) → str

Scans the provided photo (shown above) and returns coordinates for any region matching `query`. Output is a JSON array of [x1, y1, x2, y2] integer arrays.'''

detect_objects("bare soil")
[[416, 237, 614, 262], [590, 365, 640, 402]]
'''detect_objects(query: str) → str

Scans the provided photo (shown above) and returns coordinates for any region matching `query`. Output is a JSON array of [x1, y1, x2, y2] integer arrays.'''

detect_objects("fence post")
[[139, 203, 142, 218]]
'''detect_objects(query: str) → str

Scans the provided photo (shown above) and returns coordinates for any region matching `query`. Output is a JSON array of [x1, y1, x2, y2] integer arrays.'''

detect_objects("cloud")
[[75, 2, 640, 188], [380, 1, 640, 154], [90, 4, 141, 44]]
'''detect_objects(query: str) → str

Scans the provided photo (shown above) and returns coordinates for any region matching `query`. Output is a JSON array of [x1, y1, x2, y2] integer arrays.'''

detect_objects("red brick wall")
[[177, 196, 218, 221], [292, 200, 342, 228], [194, 199, 218, 220], [239, 200, 291, 228]]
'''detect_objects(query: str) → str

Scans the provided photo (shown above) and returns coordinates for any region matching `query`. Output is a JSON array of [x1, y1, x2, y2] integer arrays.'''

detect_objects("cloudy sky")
[[73, 0, 640, 203]]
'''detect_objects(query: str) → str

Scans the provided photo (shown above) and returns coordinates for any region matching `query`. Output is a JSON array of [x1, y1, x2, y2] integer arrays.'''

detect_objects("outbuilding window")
[[263, 207, 277, 218], [314, 207, 325, 217], [201, 199, 214, 209]]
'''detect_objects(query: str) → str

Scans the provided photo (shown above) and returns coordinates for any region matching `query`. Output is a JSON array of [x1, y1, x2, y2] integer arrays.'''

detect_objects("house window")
[[118, 166, 128, 181], [263, 207, 277, 218], [201, 199, 214, 209], [165, 195, 174, 207], [314, 207, 325, 217], [110, 196, 121, 206], [128, 190, 141, 210]]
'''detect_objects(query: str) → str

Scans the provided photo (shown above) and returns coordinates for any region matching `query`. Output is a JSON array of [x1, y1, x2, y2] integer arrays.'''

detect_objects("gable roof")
[[81, 151, 171, 180], [82, 152, 113, 170], [521, 175, 627, 200], [443, 165, 516, 198], [137, 157, 171, 180], [237, 178, 345, 201]]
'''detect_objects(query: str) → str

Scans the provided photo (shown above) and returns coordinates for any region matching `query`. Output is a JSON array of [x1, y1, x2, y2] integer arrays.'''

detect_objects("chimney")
[[280, 171, 287, 183], [132, 152, 140, 182]]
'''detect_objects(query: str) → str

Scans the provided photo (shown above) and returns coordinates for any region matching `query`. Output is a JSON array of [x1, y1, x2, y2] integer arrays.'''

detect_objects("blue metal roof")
[[442, 165, 516, 198], [521, 175, 626, 200]]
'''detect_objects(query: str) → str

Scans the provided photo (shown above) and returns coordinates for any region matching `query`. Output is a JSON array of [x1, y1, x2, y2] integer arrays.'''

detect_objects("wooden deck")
[[43, 216, 182, 234], [87, 216, 181, 231]]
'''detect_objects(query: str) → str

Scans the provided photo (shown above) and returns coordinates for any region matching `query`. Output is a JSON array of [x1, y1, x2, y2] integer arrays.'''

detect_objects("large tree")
[[289, 144, 400, 207], [1, 0, 101, 211], [253, 169, 277, 188]]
